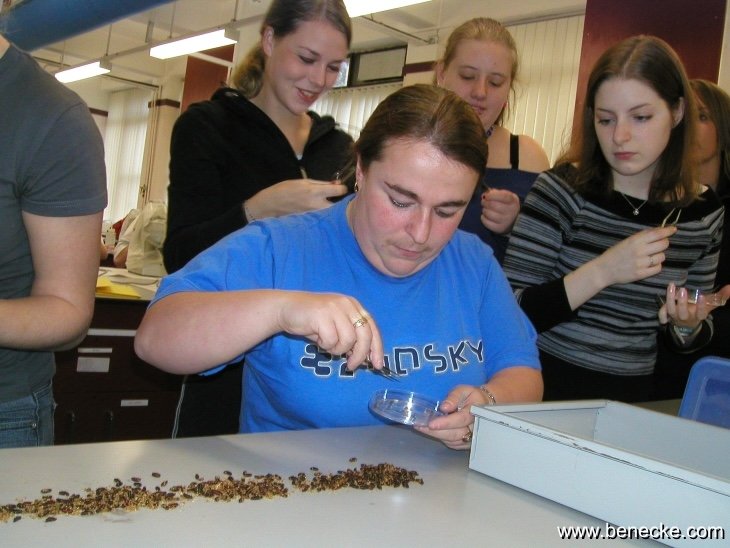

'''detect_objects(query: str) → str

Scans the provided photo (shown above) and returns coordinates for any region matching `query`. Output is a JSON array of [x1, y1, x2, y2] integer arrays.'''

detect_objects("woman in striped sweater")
[[502, 36, 727, 402]]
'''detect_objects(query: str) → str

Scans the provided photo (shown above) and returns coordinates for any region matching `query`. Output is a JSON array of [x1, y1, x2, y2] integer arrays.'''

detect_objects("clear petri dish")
[[369, 389, 444, 427], [684, 289, 727, 307]]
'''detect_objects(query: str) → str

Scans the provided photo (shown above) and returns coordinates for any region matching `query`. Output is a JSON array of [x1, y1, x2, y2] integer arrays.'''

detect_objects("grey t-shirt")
[[0, 43, 107, 401]]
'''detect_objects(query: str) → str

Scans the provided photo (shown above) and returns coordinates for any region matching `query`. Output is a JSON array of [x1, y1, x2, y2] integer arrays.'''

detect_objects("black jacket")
[[163, 87, 354, 273]]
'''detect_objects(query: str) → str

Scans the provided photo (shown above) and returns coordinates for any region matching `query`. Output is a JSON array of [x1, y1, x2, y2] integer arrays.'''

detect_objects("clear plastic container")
[[684, 289, 727, 306], [369, 389, 444, 427], [656, 289, 727, 307]]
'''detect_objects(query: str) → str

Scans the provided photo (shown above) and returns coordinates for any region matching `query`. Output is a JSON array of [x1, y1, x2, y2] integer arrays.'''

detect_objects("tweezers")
[[362, 358, 400, 381], [660, 208, 682, 227]]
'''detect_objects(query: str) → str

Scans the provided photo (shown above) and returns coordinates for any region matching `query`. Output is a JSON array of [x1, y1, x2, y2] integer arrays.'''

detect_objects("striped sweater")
[[503, 165, 724, 376]]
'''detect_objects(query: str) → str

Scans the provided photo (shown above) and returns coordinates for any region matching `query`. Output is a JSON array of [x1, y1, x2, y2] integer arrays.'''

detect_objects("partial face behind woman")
[[261, 18, 348, 115], [347, 85, 486, 278], [694, 93, 720, 167]]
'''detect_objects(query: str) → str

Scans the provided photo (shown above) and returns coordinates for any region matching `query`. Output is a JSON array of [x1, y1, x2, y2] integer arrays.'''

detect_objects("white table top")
[[1, 425, 653, 547]]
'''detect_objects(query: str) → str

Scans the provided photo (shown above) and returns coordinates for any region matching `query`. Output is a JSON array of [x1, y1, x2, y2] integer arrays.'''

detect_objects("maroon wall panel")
[[180, 44, 235, 112], [573, 0, 726, 133]]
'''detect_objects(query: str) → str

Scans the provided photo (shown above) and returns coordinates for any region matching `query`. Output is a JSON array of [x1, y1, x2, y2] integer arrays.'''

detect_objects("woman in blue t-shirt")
[[136, 85, 542, 450]]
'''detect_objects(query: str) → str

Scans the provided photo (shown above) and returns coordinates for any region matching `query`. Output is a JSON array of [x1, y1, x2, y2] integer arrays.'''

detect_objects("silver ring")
[[649, 255, 655, 267], [352, 316, 368, 329], [461, 427, 473, 443]]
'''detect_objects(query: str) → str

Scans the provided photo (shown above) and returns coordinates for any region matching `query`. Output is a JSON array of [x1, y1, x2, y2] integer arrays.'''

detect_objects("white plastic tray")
[[469, 400, 730, 547]]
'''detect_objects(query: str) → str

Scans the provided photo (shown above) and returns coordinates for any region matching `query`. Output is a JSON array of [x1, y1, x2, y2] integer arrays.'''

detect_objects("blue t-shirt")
[[153, 196, 540, 432]]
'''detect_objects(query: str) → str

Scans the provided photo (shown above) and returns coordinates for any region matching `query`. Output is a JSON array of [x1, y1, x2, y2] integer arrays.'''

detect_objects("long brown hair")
[[229, 0, 351, 99], [691, 78, 730, 186], [561, 35, 698, 206]]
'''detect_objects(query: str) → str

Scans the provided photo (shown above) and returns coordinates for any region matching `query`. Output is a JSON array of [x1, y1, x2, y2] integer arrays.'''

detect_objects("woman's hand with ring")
[[414, 385, 486, 450], [275, 291, 383, 370]]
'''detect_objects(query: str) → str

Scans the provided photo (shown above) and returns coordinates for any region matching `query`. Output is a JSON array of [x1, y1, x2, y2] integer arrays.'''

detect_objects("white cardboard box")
[[469, 400, 730, 547]]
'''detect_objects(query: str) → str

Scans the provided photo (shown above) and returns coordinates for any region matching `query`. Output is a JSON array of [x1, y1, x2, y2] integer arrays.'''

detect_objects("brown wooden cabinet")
[[54, 297, 182, 444]]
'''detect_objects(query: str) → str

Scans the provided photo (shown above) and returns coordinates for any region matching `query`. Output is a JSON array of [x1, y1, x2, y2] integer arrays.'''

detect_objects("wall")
[[140, 97, 178, 204], [575, 0, 726, 129], [401, 15, 585, 165], [179, 44, 234, 112], [138, 44, 234, 207], [67, 0, 730, 214], [721, 2, 730, 88]]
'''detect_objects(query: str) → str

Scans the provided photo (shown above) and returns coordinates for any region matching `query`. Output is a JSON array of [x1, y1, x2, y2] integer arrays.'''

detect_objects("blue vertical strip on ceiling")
[[0, 0, 174, 51]]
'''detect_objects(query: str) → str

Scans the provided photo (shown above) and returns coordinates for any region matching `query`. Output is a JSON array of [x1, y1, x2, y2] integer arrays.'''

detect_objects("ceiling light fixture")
[[149, 27, 239, 60], [344, 0, 431, 18], [55, 58, 112, 83]]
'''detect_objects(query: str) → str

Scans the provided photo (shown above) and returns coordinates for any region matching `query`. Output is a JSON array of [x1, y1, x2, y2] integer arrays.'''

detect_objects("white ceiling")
[[28, 0, 586, 96]]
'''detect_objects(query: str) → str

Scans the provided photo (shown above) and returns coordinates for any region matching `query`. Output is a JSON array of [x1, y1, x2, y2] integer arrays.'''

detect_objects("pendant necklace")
[[619, 192, 648, 216], [485, 125, 496, 139]]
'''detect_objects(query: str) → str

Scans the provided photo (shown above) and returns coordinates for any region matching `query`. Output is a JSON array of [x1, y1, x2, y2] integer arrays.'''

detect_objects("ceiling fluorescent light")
[[345, 0, 431, 18], [150, 27, 238, 60], [55, 58, 111, 83]]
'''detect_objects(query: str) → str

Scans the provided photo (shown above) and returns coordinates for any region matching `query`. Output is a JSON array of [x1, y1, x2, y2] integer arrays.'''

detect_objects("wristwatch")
[[673, 324, 700, 336], [671, 322, 702, 345]]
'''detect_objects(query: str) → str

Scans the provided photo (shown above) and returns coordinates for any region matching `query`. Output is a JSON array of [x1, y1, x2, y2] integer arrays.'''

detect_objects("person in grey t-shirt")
[[0, 34, 107, 448]]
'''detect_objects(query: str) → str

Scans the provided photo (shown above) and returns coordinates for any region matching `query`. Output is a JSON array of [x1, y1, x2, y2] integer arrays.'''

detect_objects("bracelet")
[[243, 200, 256, 222], [479, 385, 497, 406], [673, 324, 701, 336], [670, 321, 703, 346]]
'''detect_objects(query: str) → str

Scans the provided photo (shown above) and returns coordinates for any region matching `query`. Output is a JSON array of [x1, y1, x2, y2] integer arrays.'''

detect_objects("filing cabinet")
[[53, 297, 182, 444]]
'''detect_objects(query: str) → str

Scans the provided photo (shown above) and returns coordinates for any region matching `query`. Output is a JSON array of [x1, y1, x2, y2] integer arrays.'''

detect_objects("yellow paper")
[[96, 277, 140, 298]]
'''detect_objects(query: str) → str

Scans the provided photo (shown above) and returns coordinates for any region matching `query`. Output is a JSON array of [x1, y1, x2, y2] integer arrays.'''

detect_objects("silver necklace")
[[619, 192, 648, 216]]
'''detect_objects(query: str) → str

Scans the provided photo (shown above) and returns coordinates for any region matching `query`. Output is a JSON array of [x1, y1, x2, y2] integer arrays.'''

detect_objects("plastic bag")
[[125, 202, 167, 277]]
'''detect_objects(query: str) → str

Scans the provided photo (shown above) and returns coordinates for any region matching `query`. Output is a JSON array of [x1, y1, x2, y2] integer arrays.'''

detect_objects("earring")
[[354, 179, 360, 193]]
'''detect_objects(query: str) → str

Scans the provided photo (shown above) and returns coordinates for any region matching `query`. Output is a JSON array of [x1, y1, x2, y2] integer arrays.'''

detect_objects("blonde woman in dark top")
[[435, 17, 550, 262], [164, 0, 354, 437], [165, 0, 353, 273]]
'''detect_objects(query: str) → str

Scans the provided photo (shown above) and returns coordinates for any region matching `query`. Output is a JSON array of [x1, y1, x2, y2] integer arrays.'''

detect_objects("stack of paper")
[[96, 276, 140, 299]]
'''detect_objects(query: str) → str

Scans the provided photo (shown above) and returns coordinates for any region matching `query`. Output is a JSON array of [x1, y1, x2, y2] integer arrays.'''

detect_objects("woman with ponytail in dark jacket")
[[164, 0, 354, 437]]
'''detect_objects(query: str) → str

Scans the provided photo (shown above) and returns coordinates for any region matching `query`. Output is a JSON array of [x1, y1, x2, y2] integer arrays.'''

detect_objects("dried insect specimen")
[[0, 461, 423, 524]]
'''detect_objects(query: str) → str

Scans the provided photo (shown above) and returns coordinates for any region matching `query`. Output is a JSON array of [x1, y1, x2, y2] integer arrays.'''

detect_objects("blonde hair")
[[435, 17, 519, 125], [229, 0, 351, 98]]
